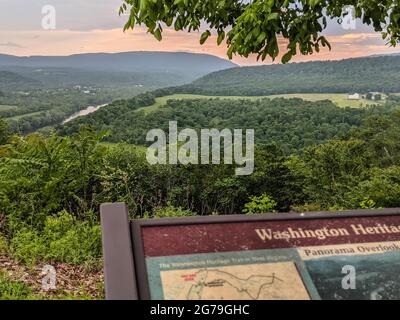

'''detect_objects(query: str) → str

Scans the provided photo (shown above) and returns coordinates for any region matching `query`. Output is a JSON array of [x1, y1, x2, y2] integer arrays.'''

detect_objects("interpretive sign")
[[100, 204, 400, 300]]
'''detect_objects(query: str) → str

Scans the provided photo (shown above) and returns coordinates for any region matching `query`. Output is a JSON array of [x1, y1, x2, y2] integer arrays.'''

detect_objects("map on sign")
[[141, 214, 400, 300], [146, 241, 400, 300], [160, 262, 310, 300]]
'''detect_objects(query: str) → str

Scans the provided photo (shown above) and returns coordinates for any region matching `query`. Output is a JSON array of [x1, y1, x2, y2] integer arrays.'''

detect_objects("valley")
[[2, 0, 400, 301], [2, 52, 400, 300]]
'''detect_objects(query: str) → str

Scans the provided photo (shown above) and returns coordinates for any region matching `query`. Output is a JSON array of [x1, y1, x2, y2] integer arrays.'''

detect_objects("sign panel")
[[131, 210, 400, 300]]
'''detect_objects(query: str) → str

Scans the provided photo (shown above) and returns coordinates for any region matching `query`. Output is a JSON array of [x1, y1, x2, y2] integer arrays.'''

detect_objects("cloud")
[[0, 27, 399, 66]]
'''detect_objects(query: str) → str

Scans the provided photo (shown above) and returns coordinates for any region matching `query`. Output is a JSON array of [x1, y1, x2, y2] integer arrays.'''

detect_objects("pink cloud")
[[1, 28, 399, 65]]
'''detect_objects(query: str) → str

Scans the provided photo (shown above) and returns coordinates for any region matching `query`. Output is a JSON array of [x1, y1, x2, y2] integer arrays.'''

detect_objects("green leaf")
[[200, 30, 211, 45], [282, 51, 293, 64], [227, 46, 234, 60], [256, 32, 266, 44], [217, 31, 225, 45], [154, 28, 162, 41], [267, 12, 279, 22]]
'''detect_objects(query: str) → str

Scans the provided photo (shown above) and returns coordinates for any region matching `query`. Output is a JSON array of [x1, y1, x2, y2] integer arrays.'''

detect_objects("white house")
[[348, 93, 361, 100]]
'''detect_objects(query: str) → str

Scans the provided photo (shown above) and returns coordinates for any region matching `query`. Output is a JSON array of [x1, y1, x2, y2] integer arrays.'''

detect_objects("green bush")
[[359, 198, 378, 209], [144, 205, 195, 219], [10, 229, 46, 265], [46, 225, 102, 265], [43, 211, 102, 265], [0, 273, 33, 300], [10, 211, 102, 266], [243, 194, 277, 214], [350, 167, 400, 209]]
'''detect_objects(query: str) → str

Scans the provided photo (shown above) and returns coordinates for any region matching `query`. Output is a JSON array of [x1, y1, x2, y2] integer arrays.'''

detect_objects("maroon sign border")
[[130, 208, 400, 300]]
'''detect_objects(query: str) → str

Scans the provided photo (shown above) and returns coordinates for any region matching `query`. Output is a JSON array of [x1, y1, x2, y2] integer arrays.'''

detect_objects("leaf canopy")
[[120, 0, 400, 63]]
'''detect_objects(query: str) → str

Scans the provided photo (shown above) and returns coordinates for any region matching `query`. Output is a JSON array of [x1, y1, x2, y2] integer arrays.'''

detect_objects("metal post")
[[100, 203, 138, 300]]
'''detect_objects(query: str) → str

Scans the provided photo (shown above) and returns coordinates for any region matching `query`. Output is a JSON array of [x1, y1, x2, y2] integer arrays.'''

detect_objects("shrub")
[[0, 273, 33, 300], [144, 205, 195, 219], [10, 229, 46, 265], [45, 223, 102, 265], [10, 211, 102, 266], [43, 210, 76, 241], [242, 194, 277, 214], [43, 211, 102, 265], [359, 198, 378, 209], [349, 167, 400, 209]]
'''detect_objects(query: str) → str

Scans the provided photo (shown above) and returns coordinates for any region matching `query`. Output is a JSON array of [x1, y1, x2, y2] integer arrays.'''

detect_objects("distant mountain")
[[0, 67, 196, 89], [180, 55, 400, 95], [368, 53, 400, 58], [0, 71, 41, 90], [0, 52, 237, 88]]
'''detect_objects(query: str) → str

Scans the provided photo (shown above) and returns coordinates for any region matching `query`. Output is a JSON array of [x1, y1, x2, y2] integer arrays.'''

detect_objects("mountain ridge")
[[0, 51, 237, 89], [0, 51, 237, 73], [181, 55, 400, 95]]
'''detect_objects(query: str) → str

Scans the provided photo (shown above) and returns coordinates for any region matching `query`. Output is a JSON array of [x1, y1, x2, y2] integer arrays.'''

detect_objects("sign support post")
[[100, 203, 138, 300]]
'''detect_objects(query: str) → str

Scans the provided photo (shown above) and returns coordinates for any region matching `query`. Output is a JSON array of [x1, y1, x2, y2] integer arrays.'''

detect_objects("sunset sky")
[[1, 0, 400, 65]]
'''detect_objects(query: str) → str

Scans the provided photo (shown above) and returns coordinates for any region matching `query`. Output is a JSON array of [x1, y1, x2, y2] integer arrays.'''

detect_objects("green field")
[[0, 105, 17, 112], [7, 111, 45, 120], [0, 104, 46, 120], [135, 94, 266, 114], [268, 93, 385, 108], [136, 93, 385, 114]]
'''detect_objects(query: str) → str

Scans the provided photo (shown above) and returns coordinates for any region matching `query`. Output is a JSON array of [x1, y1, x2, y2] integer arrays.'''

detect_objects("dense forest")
[[2, 106, 400, 274], [0, 71, 41, 91], [58, 92, 395, 154], [179, 56, 400, 95]]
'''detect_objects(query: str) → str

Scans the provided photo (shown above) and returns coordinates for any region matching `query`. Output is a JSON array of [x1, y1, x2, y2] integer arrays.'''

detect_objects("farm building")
[[348, 93, 361, 100]]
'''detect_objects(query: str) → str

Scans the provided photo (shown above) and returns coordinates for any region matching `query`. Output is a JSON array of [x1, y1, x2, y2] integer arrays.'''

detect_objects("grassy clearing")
[[7, 111, 45, 120], [0, 105, 17, 112], [136, 93, 386, 114], [136, 94, 270, 114], [268, 93, 385, 108]]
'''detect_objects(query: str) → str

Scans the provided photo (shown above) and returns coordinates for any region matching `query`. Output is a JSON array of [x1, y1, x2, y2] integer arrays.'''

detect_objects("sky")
[[1, 0, 400, 66]]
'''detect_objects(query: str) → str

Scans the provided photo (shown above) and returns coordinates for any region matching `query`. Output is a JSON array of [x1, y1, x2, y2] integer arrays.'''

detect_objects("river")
[[62, 103, 109, 124]]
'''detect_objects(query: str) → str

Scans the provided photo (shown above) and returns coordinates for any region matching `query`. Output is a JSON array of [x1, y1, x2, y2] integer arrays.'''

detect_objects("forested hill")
[[180, 55, 400, 96], [0, 52, 237, 84], [0, 71, 41, 90]]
